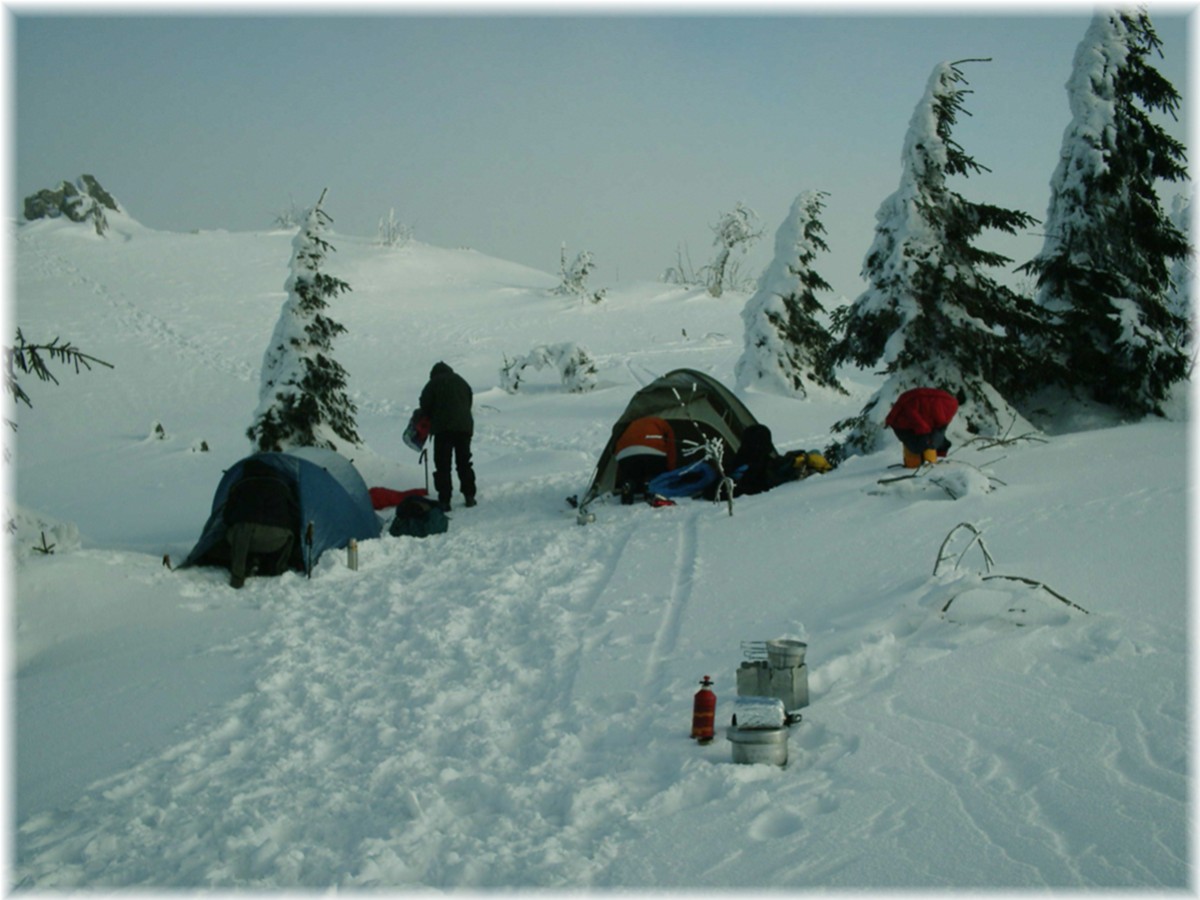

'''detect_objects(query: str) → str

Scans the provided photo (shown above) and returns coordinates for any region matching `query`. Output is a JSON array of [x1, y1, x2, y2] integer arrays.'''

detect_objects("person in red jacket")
[[614, 416, 676, 503], [885, 387, 959, 468]]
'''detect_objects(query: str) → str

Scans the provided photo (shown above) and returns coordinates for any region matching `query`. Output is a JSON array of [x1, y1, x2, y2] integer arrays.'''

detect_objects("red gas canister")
[[691, 675, 716, 743]]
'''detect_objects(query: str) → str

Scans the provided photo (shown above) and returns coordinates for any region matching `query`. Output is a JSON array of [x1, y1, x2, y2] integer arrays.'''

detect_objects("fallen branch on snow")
[[933, 522, 1088, 616]]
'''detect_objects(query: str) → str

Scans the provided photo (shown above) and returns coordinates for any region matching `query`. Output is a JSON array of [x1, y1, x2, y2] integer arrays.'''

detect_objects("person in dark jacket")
[[223, 458, 300, 588], [885, 387, 959, 468], [418, 361, 477, 511]]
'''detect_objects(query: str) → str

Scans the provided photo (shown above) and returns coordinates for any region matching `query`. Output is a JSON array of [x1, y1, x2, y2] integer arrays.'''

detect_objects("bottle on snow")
[[691, 675, 716, 743]]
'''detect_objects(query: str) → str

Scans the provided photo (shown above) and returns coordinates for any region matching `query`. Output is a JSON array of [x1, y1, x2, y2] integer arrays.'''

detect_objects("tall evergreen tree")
[[1018, 10, 1189, 418], [735, 191, 845, 397], [828, 59, 1041, 461], [248, 189, 362, 453]]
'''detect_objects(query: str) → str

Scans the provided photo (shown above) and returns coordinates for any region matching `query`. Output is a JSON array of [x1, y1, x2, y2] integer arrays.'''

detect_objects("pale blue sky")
[[10, 5, 1194, 299]]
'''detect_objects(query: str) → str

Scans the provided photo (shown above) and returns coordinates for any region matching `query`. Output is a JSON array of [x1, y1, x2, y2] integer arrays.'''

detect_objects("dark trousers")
[[891, 427, 951, 456], [433, 431, 476, 504], [615, 454, 669, 499], [227, 522, 294, 579]]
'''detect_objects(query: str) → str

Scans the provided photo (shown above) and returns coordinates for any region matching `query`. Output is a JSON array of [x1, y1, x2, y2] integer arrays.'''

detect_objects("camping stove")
[[736, 639, 809, 718]]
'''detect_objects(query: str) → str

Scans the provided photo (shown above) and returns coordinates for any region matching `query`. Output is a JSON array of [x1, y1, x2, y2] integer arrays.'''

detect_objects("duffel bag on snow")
[[388, 495, 449, 538]]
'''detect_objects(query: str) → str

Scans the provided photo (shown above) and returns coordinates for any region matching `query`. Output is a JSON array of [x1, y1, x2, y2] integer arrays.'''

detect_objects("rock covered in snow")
[[23, 174, 122, 225]]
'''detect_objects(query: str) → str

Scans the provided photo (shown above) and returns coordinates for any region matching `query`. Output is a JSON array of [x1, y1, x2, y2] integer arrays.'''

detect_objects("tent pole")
[[305, 521, 314, 578]]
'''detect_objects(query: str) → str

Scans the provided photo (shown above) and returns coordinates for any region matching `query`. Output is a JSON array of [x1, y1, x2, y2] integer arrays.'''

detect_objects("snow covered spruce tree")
[[1018, 10, 1189, 418], [1167, 192, 1192, 352], [707, 202, 763, 298], [827, 59, 1041, 461], [247, 189, 362, 453], [735, 190, 845, 397]]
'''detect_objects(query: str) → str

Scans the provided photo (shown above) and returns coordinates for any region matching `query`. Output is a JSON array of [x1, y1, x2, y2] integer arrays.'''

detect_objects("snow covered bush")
[[553, 245, 606, 304], [1018, 10, 1190, 418], [248, 189, 363, 453], [376, 208, 413, 248], [661, 244, 705, 287], [8, 505, 82, 563], [736, 191, 845, 397], [500, 343, 598, 394], [271, 197, 305, 230], [707, 202, 763, 298], [828, 60, 1040, 461]]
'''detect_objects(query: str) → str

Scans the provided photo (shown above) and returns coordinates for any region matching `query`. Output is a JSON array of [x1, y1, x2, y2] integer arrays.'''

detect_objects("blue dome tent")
[[183, 446, 381, 577]]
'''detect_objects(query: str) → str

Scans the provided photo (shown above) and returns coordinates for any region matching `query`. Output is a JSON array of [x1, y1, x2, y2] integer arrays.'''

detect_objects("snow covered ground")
[[8, 212, 1191, 889]]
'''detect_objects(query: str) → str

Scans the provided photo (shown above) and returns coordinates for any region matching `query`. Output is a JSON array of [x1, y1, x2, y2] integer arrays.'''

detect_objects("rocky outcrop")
[[23, 175, 121, 234]]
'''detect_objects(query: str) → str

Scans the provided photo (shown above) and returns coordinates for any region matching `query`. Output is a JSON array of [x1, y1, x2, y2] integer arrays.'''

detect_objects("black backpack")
[[730, 424, 782, 495], [388, 495, 449, 538]]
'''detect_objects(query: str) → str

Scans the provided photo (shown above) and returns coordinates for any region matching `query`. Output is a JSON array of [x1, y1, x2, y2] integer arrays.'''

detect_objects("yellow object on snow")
[[804, 451, 832, 473]]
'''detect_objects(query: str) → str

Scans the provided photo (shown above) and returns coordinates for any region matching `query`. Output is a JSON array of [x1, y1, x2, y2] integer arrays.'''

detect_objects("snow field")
[[10, 220, 1189, 888]]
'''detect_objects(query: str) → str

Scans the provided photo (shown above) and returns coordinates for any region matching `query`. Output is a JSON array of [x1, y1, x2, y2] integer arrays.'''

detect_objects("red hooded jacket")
[[615, 416, 677, 469], [885, 388, 959, 436]]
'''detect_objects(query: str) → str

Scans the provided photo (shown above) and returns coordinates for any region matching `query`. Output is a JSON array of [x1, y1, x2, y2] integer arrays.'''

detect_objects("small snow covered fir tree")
[[554, 245, 606, 303], [1018, 10, 1189, 417], [735, 191, 845, 397], [248, 189, 362, 453], [828, 59, 1041, 461], [707, 202, 763, 298]]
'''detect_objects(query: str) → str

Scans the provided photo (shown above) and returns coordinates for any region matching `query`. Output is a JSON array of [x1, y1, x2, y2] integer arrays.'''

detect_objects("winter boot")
[[903, 446, 922, 469], [922, 448, 938, 465]]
